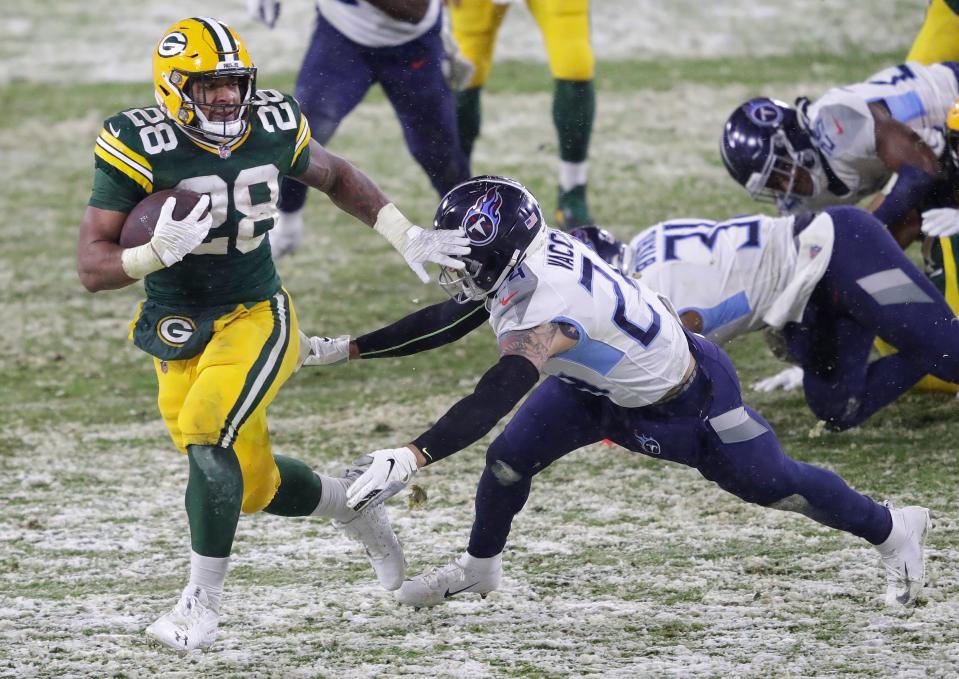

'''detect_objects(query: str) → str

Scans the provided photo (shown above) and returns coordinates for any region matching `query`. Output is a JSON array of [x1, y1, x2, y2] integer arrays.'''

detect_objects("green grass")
[[1, 24, 958, 679]]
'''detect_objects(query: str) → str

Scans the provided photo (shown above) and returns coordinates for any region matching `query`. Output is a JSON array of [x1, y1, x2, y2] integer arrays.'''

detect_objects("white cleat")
[[396, 553, 502, 608], [270, 208, 304, 258], [145, 584, 219, 654], [877, 504, 931, 606], [334, 503, 406, 591]]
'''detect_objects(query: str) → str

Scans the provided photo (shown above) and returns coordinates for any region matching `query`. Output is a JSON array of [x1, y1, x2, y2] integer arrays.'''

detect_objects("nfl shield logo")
[[218, 146, 232, 159]]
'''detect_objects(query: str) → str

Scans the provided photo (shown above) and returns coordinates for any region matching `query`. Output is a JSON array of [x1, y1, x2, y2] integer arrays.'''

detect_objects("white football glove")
[[440, 8, 475, 90], [374, 203, 470, 283], [921, 208, 959, 238], [151, 195, 213, 267], [303, 333, 352, 366], [247, 0, 281, 28], [346, 447, 419, 511], [751, 366, 804, 393]]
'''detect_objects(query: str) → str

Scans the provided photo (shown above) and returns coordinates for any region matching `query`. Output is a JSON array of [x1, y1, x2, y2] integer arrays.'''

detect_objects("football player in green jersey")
[[76, 16, 469, 654]]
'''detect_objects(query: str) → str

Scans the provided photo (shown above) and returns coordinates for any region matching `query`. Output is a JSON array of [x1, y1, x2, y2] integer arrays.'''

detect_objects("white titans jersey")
[[317, 0, 440, 47], [625, 215, 798, 345], [804, 61, 959, 208], [489, 229, 691, 408]]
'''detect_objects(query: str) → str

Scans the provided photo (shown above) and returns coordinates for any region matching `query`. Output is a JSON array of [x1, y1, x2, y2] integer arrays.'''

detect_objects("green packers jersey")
[[88, 89, 312, 308]]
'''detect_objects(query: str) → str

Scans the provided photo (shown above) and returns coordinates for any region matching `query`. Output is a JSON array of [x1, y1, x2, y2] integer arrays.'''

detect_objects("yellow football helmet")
[[153, 17, 257, 144]]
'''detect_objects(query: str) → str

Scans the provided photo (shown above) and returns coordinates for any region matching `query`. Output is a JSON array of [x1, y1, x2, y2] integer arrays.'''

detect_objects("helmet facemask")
[[438, 247, 526, 303], [746, 129, 825, 213], [163, 67, 256, 144]]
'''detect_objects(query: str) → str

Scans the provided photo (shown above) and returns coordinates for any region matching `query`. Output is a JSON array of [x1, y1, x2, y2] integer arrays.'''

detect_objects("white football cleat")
[[396, 553, 502, 608], [145, 584, 219, 654], [270, 208, 304, 258], [333, 502, 406, 590], [876, 504, 931, 606]]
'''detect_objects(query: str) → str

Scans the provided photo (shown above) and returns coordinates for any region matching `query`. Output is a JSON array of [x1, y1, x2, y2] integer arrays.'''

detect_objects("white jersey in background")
[[625, 215, 798, 345], [317, 0, 441, 47], [802, 61, 959, 210], [489, 229, 691, 409]]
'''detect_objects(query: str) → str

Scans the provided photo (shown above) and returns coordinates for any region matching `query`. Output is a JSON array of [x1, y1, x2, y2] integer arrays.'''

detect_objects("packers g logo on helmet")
[[153, 17, 257, 145], [157, 32, 188, 57]]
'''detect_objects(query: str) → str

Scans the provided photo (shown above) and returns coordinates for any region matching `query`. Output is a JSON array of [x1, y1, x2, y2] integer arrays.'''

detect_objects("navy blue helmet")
[[720, 97, 825, 213], [433, 175, 545, 302], [569, 225, 626, 272]]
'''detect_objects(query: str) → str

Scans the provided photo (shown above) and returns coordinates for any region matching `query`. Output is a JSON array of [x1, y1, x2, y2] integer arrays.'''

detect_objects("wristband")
[[373, 202, 412, 250], [120, 242, 164, 279]]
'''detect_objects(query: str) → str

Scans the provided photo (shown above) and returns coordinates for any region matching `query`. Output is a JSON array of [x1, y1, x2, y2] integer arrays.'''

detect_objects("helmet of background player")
[[720, 97, 827, 213], [568, 225, 626, 271], [433, 176, 546, 302], [152, 17, 257, 144]]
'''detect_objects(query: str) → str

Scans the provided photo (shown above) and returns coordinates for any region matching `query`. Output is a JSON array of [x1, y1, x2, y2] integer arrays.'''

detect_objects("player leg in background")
[[529, 0, 596, 230], [449, 0, 509, 160], [273, 12, 375, 257], [396, 376, 607, 606], [373, 17, 471, 195], [786, 207, 959, 430], [906, 0, 959, 64], [146, 292, 402, 652]]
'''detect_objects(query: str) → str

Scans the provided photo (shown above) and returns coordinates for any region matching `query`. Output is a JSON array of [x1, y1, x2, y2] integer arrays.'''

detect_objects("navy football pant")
[[279, 11, 469, 212], [467, 332, 891, 558], [785, 206, 959, 430]]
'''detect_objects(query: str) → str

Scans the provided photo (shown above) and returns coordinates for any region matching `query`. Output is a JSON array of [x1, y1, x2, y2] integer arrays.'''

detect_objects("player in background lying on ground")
[[76, 16, 468, 654], [567, 204, 959, 424], [300, 175, 931, 611], [720, 62, 959, 248], [247, 0, 471, 256]]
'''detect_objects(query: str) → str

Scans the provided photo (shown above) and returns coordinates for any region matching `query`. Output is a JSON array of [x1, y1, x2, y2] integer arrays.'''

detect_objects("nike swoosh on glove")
[[346, 447, 418, 511]]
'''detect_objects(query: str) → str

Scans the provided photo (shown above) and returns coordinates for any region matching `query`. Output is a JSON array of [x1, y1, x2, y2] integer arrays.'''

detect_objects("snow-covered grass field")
[[3, 1, 958, 677]]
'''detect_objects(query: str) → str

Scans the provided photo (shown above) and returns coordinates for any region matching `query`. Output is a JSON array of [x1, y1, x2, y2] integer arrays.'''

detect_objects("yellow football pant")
[[907, 0, 959, 64], [450, 0, 594, 86], [875, 237, 959, 393], [155, 290, 301, 513]]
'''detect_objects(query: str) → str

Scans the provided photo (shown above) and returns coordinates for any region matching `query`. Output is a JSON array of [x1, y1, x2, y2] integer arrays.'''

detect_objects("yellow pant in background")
[[451, 0, 594, 86]]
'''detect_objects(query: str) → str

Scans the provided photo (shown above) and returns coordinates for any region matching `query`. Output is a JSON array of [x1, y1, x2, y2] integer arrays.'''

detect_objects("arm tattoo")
[[294, 141, 387, 226], [499, 323, 561, 371]]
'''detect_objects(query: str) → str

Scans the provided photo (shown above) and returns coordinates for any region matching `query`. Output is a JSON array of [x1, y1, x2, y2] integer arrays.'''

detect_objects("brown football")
[[119, 189, 208, 248]]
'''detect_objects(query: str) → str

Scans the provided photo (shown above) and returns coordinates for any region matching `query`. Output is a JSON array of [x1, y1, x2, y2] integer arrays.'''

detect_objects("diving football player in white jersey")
[[302, 177, 931, 610], [569, 204, 959, 430], [721, 62, 959, 247]]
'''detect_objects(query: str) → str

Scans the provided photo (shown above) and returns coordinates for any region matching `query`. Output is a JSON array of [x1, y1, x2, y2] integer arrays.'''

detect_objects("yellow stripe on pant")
[[155, 289, 302, 513]]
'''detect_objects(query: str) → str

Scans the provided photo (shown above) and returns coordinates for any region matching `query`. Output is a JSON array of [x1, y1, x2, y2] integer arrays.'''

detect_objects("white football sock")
[[460, 551, 502, 572], [559, 161, 588, 192], [310, 473, 354, 523], [189, 551, 229, 612]]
